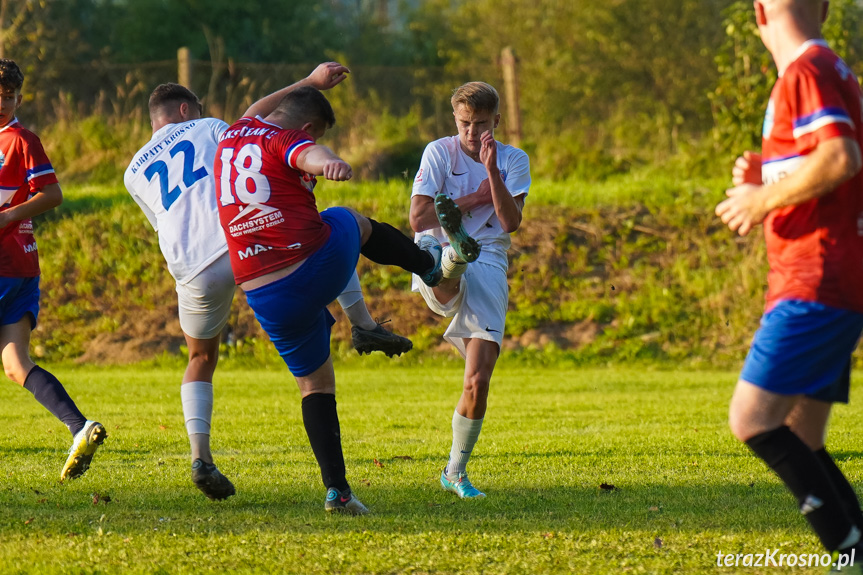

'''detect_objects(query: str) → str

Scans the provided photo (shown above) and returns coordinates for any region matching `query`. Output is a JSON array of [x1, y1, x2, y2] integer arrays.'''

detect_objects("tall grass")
[[31, 175, 772, 368]]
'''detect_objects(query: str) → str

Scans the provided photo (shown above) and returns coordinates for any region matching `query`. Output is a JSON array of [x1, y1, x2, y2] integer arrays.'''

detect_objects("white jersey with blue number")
[[124, 118, 229, 284]]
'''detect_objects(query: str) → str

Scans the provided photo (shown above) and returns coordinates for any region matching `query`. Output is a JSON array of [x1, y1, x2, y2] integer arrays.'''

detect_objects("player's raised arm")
[[243, 62, 350, 120], [294, 144, 353, 182], [480, 130, 522, 233]]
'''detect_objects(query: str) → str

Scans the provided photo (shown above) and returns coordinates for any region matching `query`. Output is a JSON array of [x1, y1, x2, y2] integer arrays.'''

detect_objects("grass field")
[[2, 364, 861, 574]]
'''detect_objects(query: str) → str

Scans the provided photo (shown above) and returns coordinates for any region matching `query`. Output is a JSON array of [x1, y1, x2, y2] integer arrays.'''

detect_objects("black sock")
[[360, 219, 433, 276], [301, 393, 349, 492], [746, 426, 857, 551], [816, 447, 863, 531], [24, 366, 87, 436]]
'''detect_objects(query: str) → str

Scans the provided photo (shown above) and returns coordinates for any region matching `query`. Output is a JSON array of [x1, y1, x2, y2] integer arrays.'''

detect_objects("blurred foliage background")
[[3, 0, 863, 365], [3, 0, 862, 184]]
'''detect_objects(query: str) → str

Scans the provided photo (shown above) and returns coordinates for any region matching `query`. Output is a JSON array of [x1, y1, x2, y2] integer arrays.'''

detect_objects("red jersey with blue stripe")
[[0, 119, 58, 278], [761, 40, 863, 313], [214, 116, 330, 283]]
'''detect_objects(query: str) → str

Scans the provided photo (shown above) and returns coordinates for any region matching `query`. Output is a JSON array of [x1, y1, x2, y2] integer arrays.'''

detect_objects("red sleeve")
[[21, 132, 58, 193], [787, 57, 857, 155], [277, 130, 316, 170]]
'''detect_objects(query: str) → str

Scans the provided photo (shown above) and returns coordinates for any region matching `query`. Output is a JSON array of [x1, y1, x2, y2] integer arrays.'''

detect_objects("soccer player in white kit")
[[410, 82, 530, 498], [124, 63, 410, 500]]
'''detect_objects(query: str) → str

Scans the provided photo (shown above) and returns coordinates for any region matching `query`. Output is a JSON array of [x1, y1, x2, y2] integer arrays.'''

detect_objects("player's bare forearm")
[[716, 137, 862, 236], [295, 145, 352, 181], [762, 137, 861, 210], [480, 131, 522, 232], [242, 62, 350, 119], [0, 183, 62, 228], [410, 195, 439, 232], [486, 168, 522, 233]]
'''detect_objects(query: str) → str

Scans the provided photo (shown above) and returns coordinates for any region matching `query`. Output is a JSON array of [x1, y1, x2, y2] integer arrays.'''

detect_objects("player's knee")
[[188, 348, 217, 369], [4, 363, 27, 385], [347, 209, 371, 243], [728, 408, 758, 443], [463, 371, 490, 400]]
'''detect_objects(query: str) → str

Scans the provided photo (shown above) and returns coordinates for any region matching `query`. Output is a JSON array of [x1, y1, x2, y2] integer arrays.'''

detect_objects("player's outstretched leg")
[[416, 234, 443, 287], [337, 271, 413, 357], [441, 245, 468, 279], [359, 217, 443, 287], [434, 193, 481, 263], [61, 420, 107, 481], [351, 321, 413, 357], [191, 458, 236, 500]]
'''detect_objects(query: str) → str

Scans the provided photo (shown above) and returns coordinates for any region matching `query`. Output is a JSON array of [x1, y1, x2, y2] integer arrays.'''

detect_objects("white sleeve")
[[411, 142, 449, 198], [124, 171, 159, 231], [504, 148, 531, 199], [210, 118, 230, 140]]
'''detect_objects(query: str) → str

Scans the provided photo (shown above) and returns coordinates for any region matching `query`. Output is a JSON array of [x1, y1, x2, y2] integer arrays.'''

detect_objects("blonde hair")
[[451, 82, 499, 114]]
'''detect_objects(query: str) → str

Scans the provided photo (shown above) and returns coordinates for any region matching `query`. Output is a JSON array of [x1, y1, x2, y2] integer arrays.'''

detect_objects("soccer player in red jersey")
[[126, 63, 412, 501], [215, 86, 447, 514], [0, 59, 106, 481], [716, 0, 863, 566]]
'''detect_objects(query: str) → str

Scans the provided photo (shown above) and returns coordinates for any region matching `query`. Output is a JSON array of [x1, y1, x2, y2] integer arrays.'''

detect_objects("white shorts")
[[176, 252, 236, 340], [416, 261, 508, 357]]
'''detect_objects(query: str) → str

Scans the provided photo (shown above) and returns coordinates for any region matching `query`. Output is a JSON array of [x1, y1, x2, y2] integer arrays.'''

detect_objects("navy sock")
[[24, 366, 87, 436], [746, 426, 857, 551], [360, 219, 434, 276], [815, 447, 863, 531], [301, 393, 349, 492]]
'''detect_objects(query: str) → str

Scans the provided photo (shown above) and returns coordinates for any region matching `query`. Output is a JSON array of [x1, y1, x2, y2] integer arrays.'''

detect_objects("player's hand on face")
[[479, 130, 497, 172], [715, 183, 768, 236], [731, 151, 763, 186], [322, 159, 353, 181], [308, 62, 351, 91]]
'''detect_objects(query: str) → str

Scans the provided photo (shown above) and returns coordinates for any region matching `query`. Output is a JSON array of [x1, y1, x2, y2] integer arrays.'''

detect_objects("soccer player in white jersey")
[[124, 63, 411, 500], [410, 82, 530, 498]]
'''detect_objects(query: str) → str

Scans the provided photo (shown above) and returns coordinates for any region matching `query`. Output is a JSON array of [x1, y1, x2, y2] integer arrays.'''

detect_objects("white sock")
[[181, 381, 213, 436], [336, 271, 376, 330], [446, 411, 483, 477], [441, 246, 467, 279], [839, 526, 861, 550]]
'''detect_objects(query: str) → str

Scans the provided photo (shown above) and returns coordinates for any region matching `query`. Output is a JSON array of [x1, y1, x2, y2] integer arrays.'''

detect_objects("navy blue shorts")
[[245, 208, 360, 377], [0, 276, 40, 329], [740, 300, 863, 403]]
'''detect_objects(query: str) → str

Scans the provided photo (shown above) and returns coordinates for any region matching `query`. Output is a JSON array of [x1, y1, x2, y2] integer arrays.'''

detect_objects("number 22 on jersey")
[[144, 140, 209, 211]]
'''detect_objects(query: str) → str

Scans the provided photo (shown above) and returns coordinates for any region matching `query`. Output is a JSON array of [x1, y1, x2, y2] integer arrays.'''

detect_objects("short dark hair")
[[148, 83, 202, 116], [0, 59, 24, 92], [274, 86, 336, 131], [451, 82, 499, 114]]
